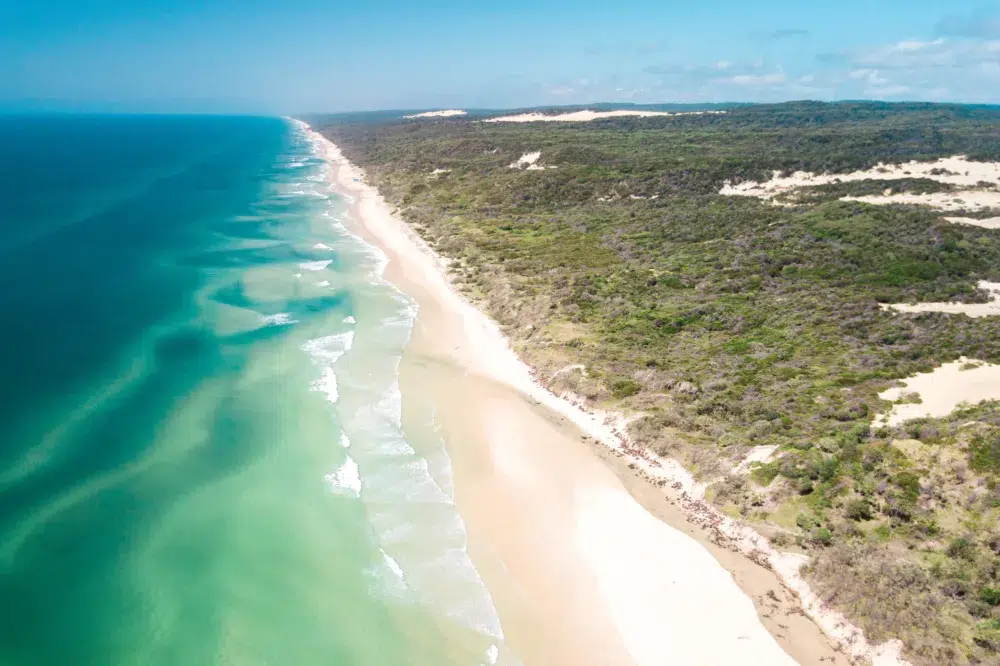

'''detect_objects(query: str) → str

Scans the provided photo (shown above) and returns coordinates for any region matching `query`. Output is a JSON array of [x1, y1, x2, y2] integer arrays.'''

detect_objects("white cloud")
[[546, 85, 575, 96], [721, 72, 787, 85], [848, 68, 888, 85], [867, 84, 911, 97], [892, 38, 945, 52]]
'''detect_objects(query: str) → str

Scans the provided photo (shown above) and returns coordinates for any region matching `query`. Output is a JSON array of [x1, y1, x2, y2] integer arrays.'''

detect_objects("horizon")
[[4, 1, 1000, 113], [4, 98, 1000, 119]]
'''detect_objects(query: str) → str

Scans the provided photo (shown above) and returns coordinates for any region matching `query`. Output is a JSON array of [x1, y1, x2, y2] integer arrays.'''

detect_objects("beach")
[[301, 120, 854, 666]]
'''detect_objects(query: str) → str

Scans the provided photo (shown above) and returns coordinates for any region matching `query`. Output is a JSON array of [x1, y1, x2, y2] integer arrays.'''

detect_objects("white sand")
[[485, 110, 725, 123], [733, 445, 780, 474], [882, 281, 1000, 317], [296, 118, 912, 666], [721, 155, 1000, 214], [577, 487, 798, 665], [945, 216, 1000, 228], [509, 152, 551, 170], [722, 156, 1000, 198], [874, 357, 1000, 427], [403, 109, 467, 118], [845, 190, 1000, 212]]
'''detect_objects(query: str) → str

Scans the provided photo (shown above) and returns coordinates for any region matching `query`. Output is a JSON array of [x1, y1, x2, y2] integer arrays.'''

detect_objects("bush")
[[947, 537, 976, 561], [810, 527, 834, 546], [610, 378, 641, 399], [975, 619, 1000, 652], [980, 587, 1000, 606], [845, 498, 874, 521], [796, 513, 818, 531]]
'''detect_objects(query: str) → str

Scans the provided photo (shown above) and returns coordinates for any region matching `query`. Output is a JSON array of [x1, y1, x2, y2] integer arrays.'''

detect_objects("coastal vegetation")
[[319, 101, 1000, 664]]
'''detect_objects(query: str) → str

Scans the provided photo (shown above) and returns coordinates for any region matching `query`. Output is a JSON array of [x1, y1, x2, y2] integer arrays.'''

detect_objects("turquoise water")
[[0, 115, 513, 665]]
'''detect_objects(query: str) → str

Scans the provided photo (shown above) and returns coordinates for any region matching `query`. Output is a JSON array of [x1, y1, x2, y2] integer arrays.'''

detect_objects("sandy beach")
[[294, 120, 868, 666]]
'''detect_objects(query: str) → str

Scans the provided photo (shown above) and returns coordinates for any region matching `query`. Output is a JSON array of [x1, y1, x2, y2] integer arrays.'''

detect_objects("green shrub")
[[947, 537, 976, 561], [980, 587, 1000, 606], [845, 499, 874, 521], [974, 619, 1000, 651], [810, 527, 834, 546], [609, 378, 641, 399]]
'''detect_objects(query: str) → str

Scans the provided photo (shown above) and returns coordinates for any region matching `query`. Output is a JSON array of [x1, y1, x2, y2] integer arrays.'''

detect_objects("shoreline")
[[297, 118, 883, 665]]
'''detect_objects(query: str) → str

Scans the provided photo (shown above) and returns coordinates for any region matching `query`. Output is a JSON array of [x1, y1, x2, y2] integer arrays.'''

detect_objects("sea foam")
[[325, 455, 361, 497], [299, 259, 332, 271], [259, 312, 298, 326], [289, 117, 513, 656]]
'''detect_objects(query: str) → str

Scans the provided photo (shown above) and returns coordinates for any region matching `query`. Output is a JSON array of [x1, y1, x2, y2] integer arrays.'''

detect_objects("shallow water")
[[0, 115, 513, 666]]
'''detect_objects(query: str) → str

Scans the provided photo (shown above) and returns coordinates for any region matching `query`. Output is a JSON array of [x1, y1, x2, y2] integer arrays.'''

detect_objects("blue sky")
[[3, 0, 1000, 113]]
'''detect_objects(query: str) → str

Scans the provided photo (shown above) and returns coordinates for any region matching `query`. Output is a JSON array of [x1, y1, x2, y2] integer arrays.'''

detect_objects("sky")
[[2, 0, 1000, 113]]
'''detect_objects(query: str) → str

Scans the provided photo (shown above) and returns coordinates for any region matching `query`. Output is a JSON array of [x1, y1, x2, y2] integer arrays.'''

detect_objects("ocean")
[[0, 115, 513, 666]]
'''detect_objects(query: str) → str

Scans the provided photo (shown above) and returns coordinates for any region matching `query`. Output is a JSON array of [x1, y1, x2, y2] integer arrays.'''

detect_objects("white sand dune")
[[882, 281, 1000, 317], [509, 151, 551, 170], [486, 110, 725, 123], [874, 357, 1000, 427], [403, 109, 467, 119], [733, 445, 779, 474], [722, 156, 1000, 198], [845, 190, 1000, 212], [945, 216, 1000, 228], [721, 155, 1000, 215]]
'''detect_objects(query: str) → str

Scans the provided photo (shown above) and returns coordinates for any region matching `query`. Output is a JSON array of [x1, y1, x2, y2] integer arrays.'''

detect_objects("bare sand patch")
[[945, 216, 1000, 228], [720, 155, 1000, 215], [845, 190, 1000, 212], [403, 109, 467, 118], [722, 156, 1000, 199], [874, 357, 1000, 427], [733, 445, 780, 474], [881, 280, 1000, 317], [508, 152, 552, 170], [485, 110, 725, 123]]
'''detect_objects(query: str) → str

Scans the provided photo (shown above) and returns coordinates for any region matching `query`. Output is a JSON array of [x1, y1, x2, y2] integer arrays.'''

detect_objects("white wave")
[[288, 160, 307, 167], [259, 312, 297, 326], [315, 280, 330, 287], [301, 331, 355, 364], [289, 119, 512, 651], [313, 242, 332, 250], [361, 458, 453, 505], [299, 259, 332, 271], [381, 548, 406, 581], [309, 366, 339, 403], [302, 332, 355, 404], [325, 455, 361, 497], [293, 273, 302, 278]]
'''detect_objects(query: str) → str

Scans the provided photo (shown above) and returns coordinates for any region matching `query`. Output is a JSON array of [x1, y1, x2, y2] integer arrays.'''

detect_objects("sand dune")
[[874, 357, 1000, 427], [485, 109, 725, 123], [945, 216, 1000, 228], [882, 281, 1000, 317], [403, 109, 467, 118], [721, 155, 1000, 215]]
